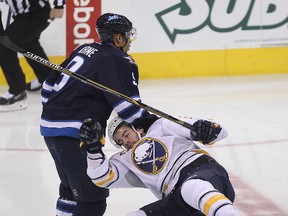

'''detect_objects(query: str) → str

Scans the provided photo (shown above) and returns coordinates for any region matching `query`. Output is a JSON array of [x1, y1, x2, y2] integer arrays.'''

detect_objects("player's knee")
[[181, 178, 216, 209], [180, 179, 238, 216]]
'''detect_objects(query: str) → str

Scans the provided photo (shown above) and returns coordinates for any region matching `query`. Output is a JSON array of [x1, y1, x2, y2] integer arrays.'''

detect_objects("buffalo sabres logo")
[[131, 137, 168, 175]]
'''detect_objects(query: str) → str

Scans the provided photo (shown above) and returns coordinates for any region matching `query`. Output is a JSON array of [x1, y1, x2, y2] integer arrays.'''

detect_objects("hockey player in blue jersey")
[[40, 13, 154, 216]]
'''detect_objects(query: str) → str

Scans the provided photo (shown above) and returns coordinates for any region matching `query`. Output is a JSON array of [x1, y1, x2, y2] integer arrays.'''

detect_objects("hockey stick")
[[0, 12, 194, 130], [6, 8, 12, 29]]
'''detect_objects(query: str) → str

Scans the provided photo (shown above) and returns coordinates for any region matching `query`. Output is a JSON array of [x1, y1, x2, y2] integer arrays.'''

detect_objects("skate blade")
[[0, 100, 28, 112]]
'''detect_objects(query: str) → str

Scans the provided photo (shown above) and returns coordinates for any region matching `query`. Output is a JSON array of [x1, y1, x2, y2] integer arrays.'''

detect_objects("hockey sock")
[[56, 198, 77, 216], [180, 179, 240, 216]]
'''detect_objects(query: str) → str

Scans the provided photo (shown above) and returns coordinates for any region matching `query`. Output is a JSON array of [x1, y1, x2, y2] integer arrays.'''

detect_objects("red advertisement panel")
[[66, 0, 101, 56]]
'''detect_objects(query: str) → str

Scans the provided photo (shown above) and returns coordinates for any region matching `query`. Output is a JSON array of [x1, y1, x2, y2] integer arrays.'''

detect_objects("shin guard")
[[181, 179, 239, 216], [56, 198, 77, 216]]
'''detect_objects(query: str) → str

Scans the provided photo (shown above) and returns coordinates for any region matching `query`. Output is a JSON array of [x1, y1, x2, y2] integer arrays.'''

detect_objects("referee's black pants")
[[0, 3, 53, 95]]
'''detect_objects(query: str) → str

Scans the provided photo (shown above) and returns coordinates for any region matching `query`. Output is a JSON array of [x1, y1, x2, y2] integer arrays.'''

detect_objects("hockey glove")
[[190, 120, 222, 145], [79, 118, 105, 154]]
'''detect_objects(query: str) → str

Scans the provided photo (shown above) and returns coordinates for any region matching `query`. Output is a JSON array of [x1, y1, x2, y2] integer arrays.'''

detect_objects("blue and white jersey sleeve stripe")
[[113, 96, 148, 124], [40, 118, 82, 138]]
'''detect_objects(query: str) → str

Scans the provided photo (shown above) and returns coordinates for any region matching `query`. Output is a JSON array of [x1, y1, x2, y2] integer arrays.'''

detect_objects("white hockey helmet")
[[107, 116, 127, 149], [107, 116, 142, 150]]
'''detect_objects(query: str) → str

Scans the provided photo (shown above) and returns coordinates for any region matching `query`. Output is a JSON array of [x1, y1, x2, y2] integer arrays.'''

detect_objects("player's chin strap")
[[132, 125, 143, 140], [111, 32, 129, 52], [113, 38, 128, 53]]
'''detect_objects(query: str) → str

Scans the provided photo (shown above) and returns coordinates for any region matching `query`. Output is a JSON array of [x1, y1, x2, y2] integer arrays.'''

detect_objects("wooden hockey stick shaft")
[[0, 12, 194, 130]]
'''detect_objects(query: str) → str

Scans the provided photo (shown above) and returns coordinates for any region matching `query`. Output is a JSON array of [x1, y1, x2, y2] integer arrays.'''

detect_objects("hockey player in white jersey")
[[79, 116, 240, 216]]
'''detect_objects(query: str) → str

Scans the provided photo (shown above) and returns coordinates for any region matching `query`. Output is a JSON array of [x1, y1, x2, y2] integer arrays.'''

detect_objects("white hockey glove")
[[190, 120, 222, 145]]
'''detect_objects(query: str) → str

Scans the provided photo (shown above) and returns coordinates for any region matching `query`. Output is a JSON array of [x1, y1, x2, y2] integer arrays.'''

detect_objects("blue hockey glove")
[[190, 120, 222, 145], [79, 118, 105, 154]]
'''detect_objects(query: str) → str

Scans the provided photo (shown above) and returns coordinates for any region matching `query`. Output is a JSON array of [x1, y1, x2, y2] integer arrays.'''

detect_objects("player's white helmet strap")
[[108, 116, 125, 149]]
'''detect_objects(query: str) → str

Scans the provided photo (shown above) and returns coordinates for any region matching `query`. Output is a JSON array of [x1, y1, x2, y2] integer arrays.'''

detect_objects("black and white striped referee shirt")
[[0, 0, 65, 15]]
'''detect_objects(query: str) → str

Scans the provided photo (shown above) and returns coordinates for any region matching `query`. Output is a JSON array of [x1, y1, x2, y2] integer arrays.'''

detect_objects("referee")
[[0, 0, 65, 112]]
